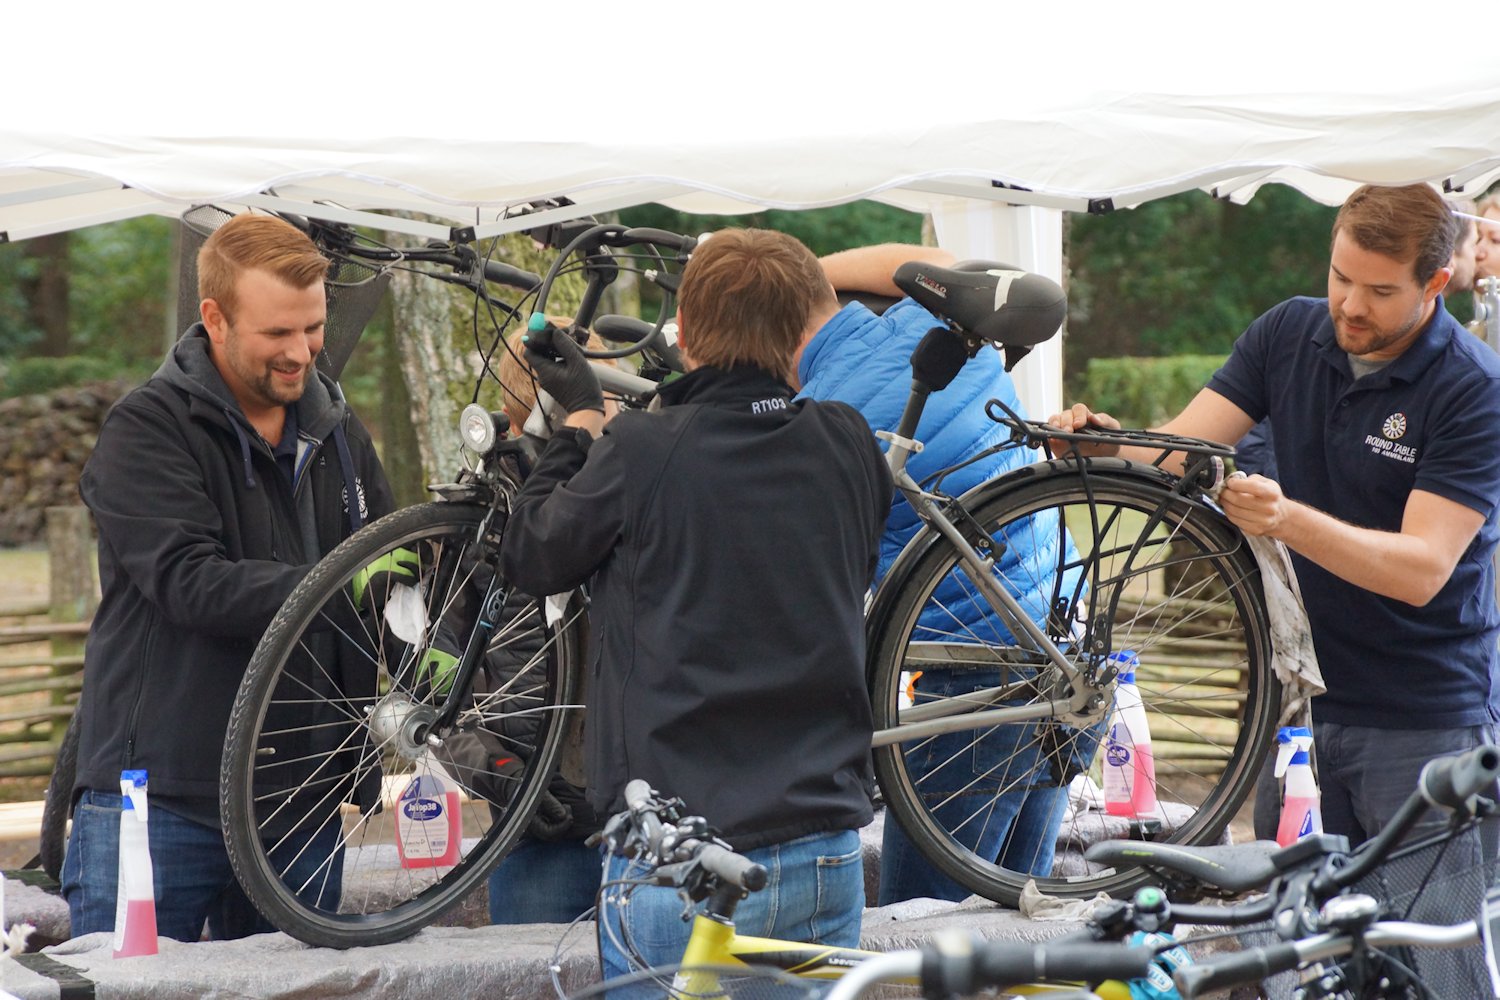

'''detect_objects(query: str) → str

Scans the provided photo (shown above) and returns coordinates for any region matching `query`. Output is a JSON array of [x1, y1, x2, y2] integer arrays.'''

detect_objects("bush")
[[1066, 355, 1227, 429], [0, 356, 154, 399]]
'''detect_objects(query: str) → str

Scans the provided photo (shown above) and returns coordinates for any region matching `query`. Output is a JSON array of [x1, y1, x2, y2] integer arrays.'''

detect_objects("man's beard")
[[1331, 304, 1423, 357]]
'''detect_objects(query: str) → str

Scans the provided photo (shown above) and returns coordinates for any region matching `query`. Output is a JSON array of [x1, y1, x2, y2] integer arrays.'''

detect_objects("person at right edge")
[[1051, 183, 1500, 993], [498, 229, 892, 978]]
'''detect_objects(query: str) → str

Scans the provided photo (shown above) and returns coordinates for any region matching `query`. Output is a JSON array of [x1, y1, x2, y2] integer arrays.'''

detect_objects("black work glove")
[[523, 323, 604, 415], [479, 754, 574, 840]]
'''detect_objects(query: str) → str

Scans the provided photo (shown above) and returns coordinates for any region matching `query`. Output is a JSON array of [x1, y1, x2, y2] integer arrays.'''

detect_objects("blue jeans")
[[488, 836, 602, 924], [879, 668, 1097, 904], [598, 828, 863, 982], [62, 790, 343, 941]]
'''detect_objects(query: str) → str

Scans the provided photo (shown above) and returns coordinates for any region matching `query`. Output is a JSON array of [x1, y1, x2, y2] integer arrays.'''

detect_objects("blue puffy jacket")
[[798, 299, 1072, 641]]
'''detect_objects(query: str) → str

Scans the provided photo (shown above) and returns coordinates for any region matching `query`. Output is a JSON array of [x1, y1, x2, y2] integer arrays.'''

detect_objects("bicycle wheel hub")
[[367, 695, 437, 761]]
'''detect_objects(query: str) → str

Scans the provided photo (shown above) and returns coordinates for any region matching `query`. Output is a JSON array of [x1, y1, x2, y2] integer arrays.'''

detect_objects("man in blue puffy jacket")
[[796, 244, 1076, 903]]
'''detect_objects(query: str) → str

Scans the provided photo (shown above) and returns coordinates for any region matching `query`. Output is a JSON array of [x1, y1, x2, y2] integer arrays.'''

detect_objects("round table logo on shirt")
[[1365, 412, 1417, 464]]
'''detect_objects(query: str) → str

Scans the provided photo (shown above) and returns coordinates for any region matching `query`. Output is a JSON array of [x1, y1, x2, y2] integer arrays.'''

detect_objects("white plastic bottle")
[[395, 772, 461, 869], [1103, 651, 1158, 819], [1274, 726, 1323, 847], [113, 769, 158, 958]]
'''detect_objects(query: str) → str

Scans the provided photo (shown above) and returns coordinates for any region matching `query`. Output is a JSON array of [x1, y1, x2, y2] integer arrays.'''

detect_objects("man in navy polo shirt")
[[1051, 184, 1500, 861]]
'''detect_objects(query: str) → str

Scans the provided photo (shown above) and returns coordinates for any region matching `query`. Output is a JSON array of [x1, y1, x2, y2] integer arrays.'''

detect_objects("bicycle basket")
[[565, 964, 827, 1000], [1251, 815, 1500, 1000], [176, 205, 391, 380], [1347, 816, 1499, 1000]]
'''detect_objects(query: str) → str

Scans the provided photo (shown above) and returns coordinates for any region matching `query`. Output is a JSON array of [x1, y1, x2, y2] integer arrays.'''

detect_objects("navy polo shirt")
[[1208, 296, 1500, 729]]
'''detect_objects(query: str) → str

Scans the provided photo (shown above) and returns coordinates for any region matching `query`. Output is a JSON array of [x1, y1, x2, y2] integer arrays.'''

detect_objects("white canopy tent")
[[6, 1, 1499, 413]]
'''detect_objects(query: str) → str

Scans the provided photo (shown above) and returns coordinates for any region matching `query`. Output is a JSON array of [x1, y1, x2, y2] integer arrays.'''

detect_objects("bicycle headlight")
[[459, 403, 499, 455]]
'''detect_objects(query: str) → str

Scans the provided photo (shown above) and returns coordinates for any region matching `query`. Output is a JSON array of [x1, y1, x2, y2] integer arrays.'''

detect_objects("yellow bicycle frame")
[[670, 913, 1132, 999]]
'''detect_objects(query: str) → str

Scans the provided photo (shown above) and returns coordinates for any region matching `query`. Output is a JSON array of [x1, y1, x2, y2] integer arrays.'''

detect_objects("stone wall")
[[0, 380, 134, 546]]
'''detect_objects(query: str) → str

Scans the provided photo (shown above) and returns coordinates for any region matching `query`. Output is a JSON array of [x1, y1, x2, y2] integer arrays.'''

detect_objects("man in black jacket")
[[62, 214, 394, 941], [500, 229, 892, 977]]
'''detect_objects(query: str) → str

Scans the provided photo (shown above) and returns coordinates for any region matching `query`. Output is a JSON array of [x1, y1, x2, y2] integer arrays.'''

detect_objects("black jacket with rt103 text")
[[500, 365, 892, 851]]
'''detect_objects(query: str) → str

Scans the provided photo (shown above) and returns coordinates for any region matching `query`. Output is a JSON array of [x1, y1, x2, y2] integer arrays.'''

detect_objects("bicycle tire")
[[38, 709, 81, 880], [869, 463, 1277, 905], [221, 500, 584, 948]]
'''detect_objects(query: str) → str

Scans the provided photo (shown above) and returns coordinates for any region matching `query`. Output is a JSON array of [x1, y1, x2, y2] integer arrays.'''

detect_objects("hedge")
[[1, 356, 155, 400], [1065, 355, 1227, 430]]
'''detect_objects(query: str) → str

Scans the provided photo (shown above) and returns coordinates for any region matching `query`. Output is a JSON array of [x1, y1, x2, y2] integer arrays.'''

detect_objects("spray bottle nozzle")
[[1274, 726, 1314, 778], [120, 769, 149, 823]]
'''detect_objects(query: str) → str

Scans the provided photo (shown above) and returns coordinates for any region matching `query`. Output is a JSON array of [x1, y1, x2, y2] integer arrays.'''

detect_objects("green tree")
[[68, 217, 176, 364], [1064, 187, 1337, 386], [620, 202, 923, 257]]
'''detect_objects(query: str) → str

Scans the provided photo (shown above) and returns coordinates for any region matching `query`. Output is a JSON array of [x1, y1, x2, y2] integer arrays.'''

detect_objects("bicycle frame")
[[869, 392, 1239, 751]]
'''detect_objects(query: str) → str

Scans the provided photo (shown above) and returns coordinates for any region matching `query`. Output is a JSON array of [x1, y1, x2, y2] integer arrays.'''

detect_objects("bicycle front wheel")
[[869, 465, 1277, 905], [222, 500, 585, 948]]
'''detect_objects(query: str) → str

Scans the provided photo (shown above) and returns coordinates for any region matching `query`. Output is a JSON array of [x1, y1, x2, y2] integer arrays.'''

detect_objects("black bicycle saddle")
[[893, 260, 1066, 348]]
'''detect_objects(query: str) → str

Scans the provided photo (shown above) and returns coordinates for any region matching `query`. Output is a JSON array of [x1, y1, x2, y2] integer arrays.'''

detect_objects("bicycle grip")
[[922, 938, 1153, 996], [482, 258, 542, 291], [594, 314, 656, 343], [1173, 942, 1302, 998], [1420, 744, 1500, 810], [623, 779, 653, 811], [613, 227, 698, 252], [696, 844, 767, 892]]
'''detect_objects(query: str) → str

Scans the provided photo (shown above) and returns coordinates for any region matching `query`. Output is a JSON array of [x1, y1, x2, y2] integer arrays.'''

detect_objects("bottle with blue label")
[[396, 772, 460, 869], [1103, 651, 1158, 819], [1274, 726, 1322, 847], [113, 769, 158, 958]]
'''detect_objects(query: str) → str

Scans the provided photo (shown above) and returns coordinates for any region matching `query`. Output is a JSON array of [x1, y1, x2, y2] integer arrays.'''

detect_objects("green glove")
[[352, 547, 419, 611], [416, 646, 460, 697]]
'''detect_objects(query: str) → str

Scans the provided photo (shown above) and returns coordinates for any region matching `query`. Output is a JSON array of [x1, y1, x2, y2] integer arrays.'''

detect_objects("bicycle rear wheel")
[[869, 466, 1277, 905], [221, 500, 584, 948]]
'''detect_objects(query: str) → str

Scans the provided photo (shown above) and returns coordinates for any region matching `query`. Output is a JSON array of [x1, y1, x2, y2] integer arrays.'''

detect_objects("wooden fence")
[[0, 507, 94, 778]]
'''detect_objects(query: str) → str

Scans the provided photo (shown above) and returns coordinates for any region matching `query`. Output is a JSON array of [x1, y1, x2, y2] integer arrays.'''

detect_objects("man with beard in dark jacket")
[[500, 228, 892, 978], [62, 213, 394, 941]]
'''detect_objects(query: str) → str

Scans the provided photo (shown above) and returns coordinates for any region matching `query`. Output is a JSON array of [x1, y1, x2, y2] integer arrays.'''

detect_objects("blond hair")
[[497, 325, 610, 431], [198, 214, 329, 321]]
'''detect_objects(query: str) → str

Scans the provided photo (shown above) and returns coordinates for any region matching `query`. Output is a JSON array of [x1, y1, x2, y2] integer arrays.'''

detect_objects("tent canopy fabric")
[[5, 3, 1499, 241]]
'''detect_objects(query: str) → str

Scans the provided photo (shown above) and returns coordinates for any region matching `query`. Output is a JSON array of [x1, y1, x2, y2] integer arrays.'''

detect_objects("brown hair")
[[198, 214, 330, 321], [677, 229, 835, 383], [1331, 184, 1458, 284]]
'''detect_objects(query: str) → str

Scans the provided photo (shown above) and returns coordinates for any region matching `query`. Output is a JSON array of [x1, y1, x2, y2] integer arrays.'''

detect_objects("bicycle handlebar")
[[936, 940, 1155, 994], [618, 779, 768, 893], [1173, 919, 1483, 998], [1312, 744, 1500, 897], [1172, 941, 1303, 997], [697, 843, 768, 893], [1421, 743, 1500, 810]]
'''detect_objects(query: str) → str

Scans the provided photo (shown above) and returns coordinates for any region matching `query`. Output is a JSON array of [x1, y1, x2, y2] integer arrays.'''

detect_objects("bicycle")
[[858, 259, 1275, 907], [1074, 743, 1500, 999], [827, 744, 1500, 1000], [565, 778, 1157, 1000], [203, 212, 1276, 947]]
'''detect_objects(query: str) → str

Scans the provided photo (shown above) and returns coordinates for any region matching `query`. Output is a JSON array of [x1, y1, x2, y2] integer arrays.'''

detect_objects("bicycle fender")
[[865, 457, 1221, 665]]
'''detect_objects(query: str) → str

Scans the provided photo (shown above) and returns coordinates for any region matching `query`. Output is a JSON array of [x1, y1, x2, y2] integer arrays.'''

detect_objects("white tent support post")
[[931, 202, 1066, 421]]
